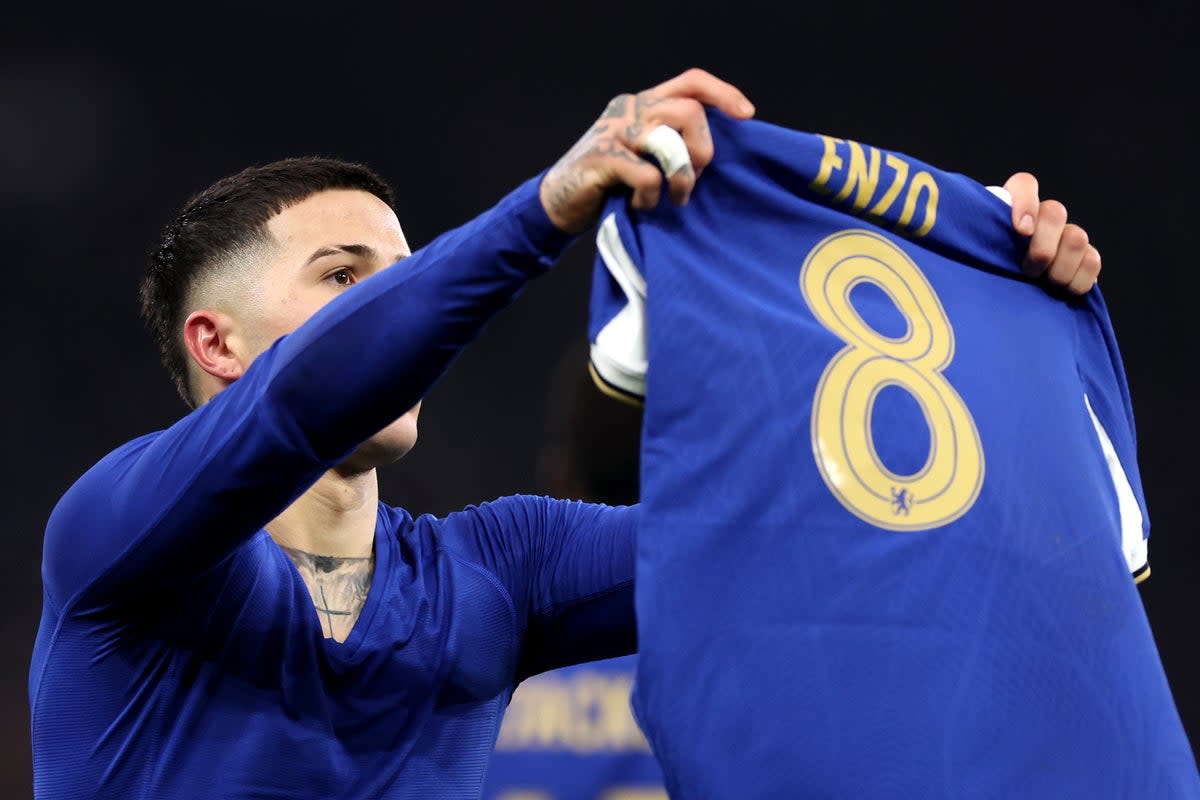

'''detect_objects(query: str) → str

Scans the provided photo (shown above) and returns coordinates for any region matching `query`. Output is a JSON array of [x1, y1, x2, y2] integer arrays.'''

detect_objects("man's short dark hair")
[[140, 156, 396, 407]]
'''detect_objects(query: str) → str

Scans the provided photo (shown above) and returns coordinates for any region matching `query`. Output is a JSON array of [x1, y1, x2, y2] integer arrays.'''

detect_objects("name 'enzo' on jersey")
[[809, 135, 940, 239]]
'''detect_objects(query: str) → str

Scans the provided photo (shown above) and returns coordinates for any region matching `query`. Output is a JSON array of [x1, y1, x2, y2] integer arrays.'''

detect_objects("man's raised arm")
[[40, 69, 757, 610]]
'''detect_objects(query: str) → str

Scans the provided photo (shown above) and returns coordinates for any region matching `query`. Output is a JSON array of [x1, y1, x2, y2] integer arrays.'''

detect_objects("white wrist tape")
[[641, 125, 691, 178]]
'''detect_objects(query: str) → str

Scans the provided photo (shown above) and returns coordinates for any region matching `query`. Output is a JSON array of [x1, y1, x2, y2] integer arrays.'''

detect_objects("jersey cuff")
[[588, 361, 645, 408], [507, 170, 579, 268]]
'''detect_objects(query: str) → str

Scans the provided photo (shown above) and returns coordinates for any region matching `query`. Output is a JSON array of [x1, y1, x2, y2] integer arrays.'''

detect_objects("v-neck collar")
[[273, 504, 390, 659]]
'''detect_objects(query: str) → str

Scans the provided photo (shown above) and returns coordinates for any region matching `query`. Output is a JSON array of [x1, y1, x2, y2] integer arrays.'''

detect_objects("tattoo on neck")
[[280, 545, 375, 642]]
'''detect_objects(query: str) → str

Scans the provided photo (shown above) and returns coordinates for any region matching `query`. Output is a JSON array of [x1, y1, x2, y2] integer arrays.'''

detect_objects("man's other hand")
[[1004, 172, 1102, 295]]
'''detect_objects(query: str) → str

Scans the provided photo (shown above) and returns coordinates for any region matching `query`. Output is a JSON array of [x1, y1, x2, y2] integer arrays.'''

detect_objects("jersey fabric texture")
[[588, 111, 1198, 799], [31, 175, 638, 800], [483, 655, 665, 800]]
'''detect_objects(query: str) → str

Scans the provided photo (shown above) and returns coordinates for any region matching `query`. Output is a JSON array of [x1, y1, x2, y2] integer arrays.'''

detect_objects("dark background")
[[2, 1, 1195, 794]]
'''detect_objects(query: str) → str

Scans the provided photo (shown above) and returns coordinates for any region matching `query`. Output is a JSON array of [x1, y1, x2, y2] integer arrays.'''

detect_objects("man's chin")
[[338, 436, 417, 474]]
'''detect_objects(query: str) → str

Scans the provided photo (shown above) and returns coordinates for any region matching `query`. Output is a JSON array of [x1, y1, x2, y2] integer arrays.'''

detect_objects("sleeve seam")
[[437, 544, 520, 633]]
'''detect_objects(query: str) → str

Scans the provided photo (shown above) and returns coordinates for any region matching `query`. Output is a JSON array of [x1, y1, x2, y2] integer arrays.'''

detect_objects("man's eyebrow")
[[304, 244, 408, 266], [304, 243, 378, 265]]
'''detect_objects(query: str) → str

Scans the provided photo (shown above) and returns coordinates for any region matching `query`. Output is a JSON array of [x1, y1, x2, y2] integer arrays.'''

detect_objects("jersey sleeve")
[[1075, 285, 1151, 581], [41, 175, 575, 609], [438, 495, 638, 682]]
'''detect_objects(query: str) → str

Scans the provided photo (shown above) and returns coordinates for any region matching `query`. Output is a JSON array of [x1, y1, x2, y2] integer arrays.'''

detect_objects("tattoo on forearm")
[[543, 165, 587, 226], [281, 545, 374, 642]]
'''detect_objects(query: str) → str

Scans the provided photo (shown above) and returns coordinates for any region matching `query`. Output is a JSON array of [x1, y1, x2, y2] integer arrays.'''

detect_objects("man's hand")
[[540, 68, 755, 234], [1003, 172, 1101, 295]]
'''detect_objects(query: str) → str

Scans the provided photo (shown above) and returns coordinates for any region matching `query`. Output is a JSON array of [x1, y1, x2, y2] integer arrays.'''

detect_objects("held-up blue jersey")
[[588, 112, 1199, 798], [30, 176, 639, 800], [483, 655, 666, 800]]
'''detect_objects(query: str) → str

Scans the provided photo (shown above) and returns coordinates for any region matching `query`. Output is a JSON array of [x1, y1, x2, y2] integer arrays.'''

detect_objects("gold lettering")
[[494, 670, 651, 755], [810, 135, 845, 194], [832, 142, 881, 210], [494, 686, 541, 750], [600, 680, 635, 750], [571, 677, 604, 752], [896, 170, 939, 237], [807, 138, 939, 238], [531, 683, 571, 749], [494, 681, 570, 750], [867, 153, 909, 221]]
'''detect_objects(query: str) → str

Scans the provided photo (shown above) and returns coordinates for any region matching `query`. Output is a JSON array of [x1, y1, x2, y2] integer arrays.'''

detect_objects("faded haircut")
[[140, 156, 395, 407]]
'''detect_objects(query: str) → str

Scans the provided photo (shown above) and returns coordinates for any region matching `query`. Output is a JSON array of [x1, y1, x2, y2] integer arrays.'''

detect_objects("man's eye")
[[326, 269, 355, 287]]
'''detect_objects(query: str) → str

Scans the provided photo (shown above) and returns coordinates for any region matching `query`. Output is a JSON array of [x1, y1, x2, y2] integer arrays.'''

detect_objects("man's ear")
[[182, 308, 248, 384]]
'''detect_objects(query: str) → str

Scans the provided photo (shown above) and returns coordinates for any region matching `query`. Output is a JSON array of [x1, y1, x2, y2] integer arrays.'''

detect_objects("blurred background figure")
[[483, 339, 664, 800]]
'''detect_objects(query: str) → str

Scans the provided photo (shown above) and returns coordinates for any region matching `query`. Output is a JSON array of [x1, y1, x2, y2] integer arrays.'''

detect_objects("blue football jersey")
[[588, 112, 1199, 798], [29, 176, 641, 800], [483, 655, 666, 800]]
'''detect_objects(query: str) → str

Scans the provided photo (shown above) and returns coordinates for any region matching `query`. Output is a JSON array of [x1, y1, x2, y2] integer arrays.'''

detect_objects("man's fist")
[[540, 68, 755, 234]]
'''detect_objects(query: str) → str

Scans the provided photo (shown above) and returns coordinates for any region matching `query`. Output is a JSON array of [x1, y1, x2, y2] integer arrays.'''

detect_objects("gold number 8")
[[800, 229, 984, 531]]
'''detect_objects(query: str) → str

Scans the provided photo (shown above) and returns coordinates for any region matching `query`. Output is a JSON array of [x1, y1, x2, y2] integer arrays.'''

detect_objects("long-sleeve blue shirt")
[[30, 174, 638, 799]]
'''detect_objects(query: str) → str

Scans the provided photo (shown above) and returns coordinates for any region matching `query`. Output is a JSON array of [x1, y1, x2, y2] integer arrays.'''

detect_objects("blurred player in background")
[[484, 344, 663, 800], [27, 65, 1096, 799]]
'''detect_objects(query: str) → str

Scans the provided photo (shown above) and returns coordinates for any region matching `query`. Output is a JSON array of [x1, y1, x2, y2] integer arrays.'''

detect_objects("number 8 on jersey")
[[800, 229, 985, 531]]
